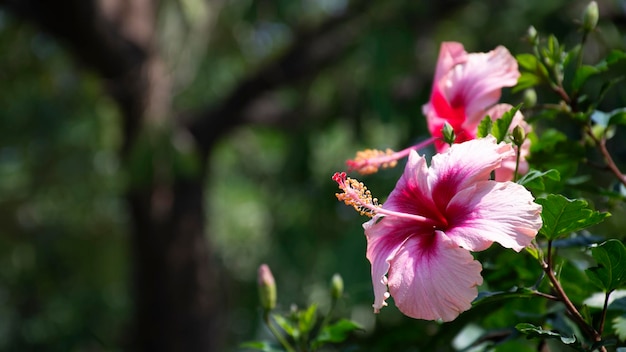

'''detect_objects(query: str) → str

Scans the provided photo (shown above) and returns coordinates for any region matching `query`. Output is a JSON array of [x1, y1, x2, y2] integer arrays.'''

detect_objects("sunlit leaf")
[[536, 194, 610, 240], [312, 319, 362, 349], [517, 169, 560, 191], [492, 104, 521, 142], [586, 240, 626, 292], [517, 53, 541, 71], [525, 245, 540, 260], [273, 314, 298, 338], [514, 72, 543, 92], [297, 304, 317, 335], [477, 115, 493, 139], [240, 341, 284, 352], [516, 53, 550, 78], [614, 316, 626, 342], [515, 53, 550, 92], [606, 108, 626, 126], [516, 323, 576, 344]]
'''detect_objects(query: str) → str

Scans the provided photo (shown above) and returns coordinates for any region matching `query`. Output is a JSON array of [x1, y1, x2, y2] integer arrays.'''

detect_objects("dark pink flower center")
[[430, 88, 473, 150]]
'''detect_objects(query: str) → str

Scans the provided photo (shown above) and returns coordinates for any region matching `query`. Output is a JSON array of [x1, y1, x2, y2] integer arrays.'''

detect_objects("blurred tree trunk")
[[0, 0, 385, 350], [0, 0, 225, 350]]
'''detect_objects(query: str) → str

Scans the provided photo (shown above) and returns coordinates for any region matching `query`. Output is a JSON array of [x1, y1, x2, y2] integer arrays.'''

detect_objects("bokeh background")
[[1, 0, 625, 351]]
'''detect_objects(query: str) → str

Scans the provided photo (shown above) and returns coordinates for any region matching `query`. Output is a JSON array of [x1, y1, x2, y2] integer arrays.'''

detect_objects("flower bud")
[[257, 264, 276, 312], [582, 1, 599, 33], [330, 273, 344, 301], [527, 26, 538, 46], [523, 89, 537, 108], [512, 125, 526, 147], [442, 121, 456, 146]]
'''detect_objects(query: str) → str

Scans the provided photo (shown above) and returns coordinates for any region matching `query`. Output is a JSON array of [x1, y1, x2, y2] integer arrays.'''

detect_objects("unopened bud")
[[527, 26, 538, 46], [523, 89, 537, 108], [582, 1, 599, 33], [258, 264, 276, 311], [330, 273, 344, 301], [442, 122, 456, 146], [512, 125, 526, 147]]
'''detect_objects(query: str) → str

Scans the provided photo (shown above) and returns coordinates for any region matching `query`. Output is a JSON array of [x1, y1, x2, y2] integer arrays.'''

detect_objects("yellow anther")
[[332, 172, 381, 217], [347, 148, 398, 175]]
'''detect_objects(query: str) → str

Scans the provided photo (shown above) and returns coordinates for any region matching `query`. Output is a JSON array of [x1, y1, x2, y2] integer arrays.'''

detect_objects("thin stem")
[[572, 31, 589, 105], [264, 312, 297, 352], [551, 83, 572, 104], [544, 266, 597, 339], [586, 127, 626, 188], [598, 291, 612, 335], [319, 299, 337, 334], [531, 290, 560, 301], [542, 241, 602, 345]]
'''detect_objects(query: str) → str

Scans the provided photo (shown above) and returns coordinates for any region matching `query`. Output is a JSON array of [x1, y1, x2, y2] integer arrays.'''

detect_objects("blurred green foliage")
[[2, 0, 626, 351]]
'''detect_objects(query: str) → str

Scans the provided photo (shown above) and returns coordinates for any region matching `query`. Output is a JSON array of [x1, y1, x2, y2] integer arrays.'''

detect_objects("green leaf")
[[516, 323, 576, 344], [240, 341, 284, 352], [572, 65, 601, 91], [607, 108, 626, 126], [312, 319, 362, 349], [595, 77, 625, 108], [517, 169, 560, 191], [536, 194, 610, 240], [544, 35, 563, 66], [473, 286, 536, 306], [514, 53, 549, 92], [492, 104, 521, 143], [603, 50, 626, 66], [614, 316, 626, 341], [586, 240, 626, 292], [477, 115, 493, 139], [581, 304, 593, 327], [273, 314, 298, 339], [297, 304, 317, 336], [514, 72, 543, 92], [517, 53, 550, 78], [525, 245, 540, 260], [517, 53, 541, 71]]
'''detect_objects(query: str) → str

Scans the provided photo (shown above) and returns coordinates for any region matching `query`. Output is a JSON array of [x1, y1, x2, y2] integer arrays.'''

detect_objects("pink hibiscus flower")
[[346, 42, 521, 178], [333, 136, 542, 321], [423, 42, 520, 152]]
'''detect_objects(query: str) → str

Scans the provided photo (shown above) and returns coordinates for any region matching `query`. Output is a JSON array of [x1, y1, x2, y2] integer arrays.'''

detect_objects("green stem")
[[570, 30, 589, 105], [320, 299, 337, 334], [513, 143, 522, 182], [264, 311, 297, 352]]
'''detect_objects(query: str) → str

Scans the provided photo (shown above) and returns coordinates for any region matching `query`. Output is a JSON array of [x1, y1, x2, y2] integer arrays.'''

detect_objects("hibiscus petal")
[[384, 151, 437, 216], [432, 42, 468, 89], [363, 215, 412, 312], [386, 231, 483, 321], [428, 137, 514, 210], [446, 181, 543, 252], [441, 46, 519, 126]]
